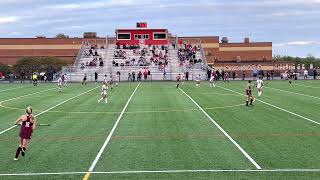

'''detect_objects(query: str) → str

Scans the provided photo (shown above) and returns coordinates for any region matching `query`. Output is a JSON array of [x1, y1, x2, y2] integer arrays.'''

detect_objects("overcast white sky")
[[0, 0, 319, 57]]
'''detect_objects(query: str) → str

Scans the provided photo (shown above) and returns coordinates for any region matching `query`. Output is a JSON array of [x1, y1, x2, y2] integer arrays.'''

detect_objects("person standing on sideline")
[[304, 69, 308, 79], [185, 71, 189, 81], [163, 69, 167, 80], [232, 71, 236, 80], [314, 69, 317, 80], [94, 71, 98, 83], [242, 70, 246, 80]]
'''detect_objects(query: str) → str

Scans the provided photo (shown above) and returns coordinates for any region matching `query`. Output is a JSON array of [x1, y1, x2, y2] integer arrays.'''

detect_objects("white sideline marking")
[[179, 88, 262, 170], [294, 84, 320, 89], [0, 87, 23, 92], [217, 86, 320, 125], [86, 83, 140, 172], [2, 169, 320, 176], [0, 86, 98, 135], [0, 87, 56, 103], [266, 87, 320, 100]]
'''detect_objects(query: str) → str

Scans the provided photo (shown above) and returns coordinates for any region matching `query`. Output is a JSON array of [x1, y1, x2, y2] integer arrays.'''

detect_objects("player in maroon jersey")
[[246, 80, 255, 106], [14, 107, 36, 160], [109, 78, 114, 91], [176, 74, 181, 88]]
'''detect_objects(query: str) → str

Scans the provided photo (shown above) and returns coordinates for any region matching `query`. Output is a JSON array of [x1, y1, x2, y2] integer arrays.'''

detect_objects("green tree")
[[55, 33, 70, 39]]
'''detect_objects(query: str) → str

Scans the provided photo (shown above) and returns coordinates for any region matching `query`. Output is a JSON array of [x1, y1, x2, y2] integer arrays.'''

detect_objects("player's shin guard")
[[246, 100, 249, 106], [15, 147, 22, 158], [250, 98, 253, 105]]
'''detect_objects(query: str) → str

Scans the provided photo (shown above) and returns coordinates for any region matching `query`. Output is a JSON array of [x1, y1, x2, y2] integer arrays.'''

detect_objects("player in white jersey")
[[103, 74, 108, 84], [64, 74, 68, 86], [209, 74, 215, 87], [196, 74, 201, 87], [256, 77, 264, 97], [57, 77, 63, 92], [98, 82, 108, 104]]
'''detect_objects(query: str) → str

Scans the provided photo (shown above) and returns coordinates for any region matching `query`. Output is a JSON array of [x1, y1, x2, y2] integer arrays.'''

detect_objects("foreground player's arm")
[[32, 116, 37, 130], [15, 115, 24, 125]]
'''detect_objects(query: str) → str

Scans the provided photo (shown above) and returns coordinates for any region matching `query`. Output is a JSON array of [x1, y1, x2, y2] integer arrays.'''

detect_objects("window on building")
[[117, 33, 131, 40], [134, 34, 150, 40], [143, 34, 149, 39], [135, 34, 142, 40], [154, 33, 167, 40]]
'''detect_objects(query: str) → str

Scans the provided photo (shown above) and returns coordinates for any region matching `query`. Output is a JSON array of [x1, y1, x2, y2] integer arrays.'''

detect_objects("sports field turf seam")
[[83, 83, 140, 180], [0, 86, 98, 135], [179, 87, 262, 170], [217, 85, 320, 125]]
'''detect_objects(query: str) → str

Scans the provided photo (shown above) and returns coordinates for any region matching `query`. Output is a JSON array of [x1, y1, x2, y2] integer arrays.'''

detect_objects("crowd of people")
[[113, 44, 169, 68], [127, 68, 151, 82], [178, 44, 202, 68], [80, 44, 104, 69]]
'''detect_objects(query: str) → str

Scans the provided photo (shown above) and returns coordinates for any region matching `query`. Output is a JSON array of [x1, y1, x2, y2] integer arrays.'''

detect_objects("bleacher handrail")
[[199, 39, 209, 70], [73, 41, 85, 67]]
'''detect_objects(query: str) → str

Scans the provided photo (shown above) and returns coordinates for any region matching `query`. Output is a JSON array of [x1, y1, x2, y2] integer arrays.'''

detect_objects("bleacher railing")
[[199, 39, 209, 70], [73, 41, 85, 67]]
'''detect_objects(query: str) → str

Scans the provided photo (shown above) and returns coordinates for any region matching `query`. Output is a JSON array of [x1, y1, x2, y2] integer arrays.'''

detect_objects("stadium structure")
[[0, 23, 294, 81]]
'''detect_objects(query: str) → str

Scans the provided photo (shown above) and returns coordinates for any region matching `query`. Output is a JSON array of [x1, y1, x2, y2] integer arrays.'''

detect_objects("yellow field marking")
[[82, 172, 91, 180]]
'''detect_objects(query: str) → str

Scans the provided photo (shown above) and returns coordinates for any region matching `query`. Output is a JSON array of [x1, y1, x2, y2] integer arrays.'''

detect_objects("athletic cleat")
[[14, 158, 18, 161]]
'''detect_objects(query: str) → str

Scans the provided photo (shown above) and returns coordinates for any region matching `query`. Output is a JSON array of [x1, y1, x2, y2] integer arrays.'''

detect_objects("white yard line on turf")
[[0, 87, 56, 104], [83, 83, 140, 180], [0, 86, 98, 135], [2, 169, 320, 176], [0, 87, 23, 92], [217, 85, 320, 125], [179, 88, 262, 170], [266, 87, 320, 100], [294, 84, 320, 89]]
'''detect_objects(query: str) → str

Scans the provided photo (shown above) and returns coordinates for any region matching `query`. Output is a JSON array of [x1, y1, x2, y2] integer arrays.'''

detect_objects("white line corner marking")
[[87, 83, 140, 172], [179, 88, 262, 170], [0, 86, 98, 135]]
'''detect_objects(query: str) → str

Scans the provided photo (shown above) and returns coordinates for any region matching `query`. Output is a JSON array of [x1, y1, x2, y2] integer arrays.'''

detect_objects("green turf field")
[[0, 80, 320, 180]]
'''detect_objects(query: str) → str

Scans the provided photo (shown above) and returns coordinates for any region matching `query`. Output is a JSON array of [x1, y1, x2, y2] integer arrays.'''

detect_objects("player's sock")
[[98, 98, 102, 103], [21, 147, 26, 157], [250, 99, 253, 105], [246, 100, 249, 106], [15, 147, 22, 159], [105, 99, 108, 104]]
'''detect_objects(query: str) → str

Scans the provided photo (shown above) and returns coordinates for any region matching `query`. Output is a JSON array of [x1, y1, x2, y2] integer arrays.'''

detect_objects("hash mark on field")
[[0, 87, 98, 135], [179, 88, 262, 170], [217, 85, 320, 125], [83, 83, 140, 180]]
